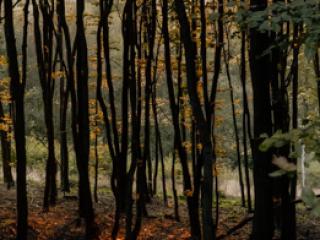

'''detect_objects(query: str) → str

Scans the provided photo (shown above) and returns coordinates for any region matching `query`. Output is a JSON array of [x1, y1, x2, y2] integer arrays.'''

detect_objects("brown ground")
[[0, 183, 319, 240]]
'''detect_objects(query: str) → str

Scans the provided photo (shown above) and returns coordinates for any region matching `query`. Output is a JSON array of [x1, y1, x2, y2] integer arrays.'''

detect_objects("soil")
[[0, 184, 319, 240]]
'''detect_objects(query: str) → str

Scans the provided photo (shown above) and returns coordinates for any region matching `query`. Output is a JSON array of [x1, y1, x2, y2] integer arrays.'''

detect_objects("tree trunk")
[[75, 0, 95, 236], [249, 0, 274, 237], [57, 9, 70, 193], [0, 101, 14, 189], [4, 0, 29, 238], [240, 31, 252, 212], [32, 0, 57, 210], [223, 45, 246, 207], [163, 0, 201, 238]]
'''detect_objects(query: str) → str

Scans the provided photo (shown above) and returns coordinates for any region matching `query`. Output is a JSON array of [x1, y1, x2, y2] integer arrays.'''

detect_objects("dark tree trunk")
[[249, 0, 274, 238], [101, 0, 128, 215], [314, 51, 320, 113], [0, 101, 14, 189], [171, 143, 180, 221], [139, 0, 157, 215], [277, 24, 299, 240], [163, 0, 201, 238], [289, 24, 299, 240], [4, 0, 29, 238], [75, 0, 96, 236], [59, 74, 70, 193], [57, 7, 70, 193], [151, 37, 167, 205], [93, 100, 99, 203], [223, 45, 246, 207], [32, 0, 57, 210], [120, 0, 140, 238], [120, 0, 131, 217], [175, 0, 218, 238], [240, 31, 252, 212]]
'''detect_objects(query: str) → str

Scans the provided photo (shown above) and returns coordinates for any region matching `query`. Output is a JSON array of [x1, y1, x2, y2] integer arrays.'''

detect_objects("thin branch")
[[217, 214, 254, 240]]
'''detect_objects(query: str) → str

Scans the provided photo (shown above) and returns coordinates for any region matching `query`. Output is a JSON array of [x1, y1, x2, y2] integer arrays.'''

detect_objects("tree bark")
[[75, 0, 96, 236], [4, 0, 29, 238], [249, 0, 274, 237], [0, 101, 14, 189], [32, 0, 57, 210]]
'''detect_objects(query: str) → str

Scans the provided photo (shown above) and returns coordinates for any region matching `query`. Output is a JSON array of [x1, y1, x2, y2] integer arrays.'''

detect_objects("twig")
[[293, 194, 320, 204], [0, 0, 22, 21], [217, 214, 254, 240]]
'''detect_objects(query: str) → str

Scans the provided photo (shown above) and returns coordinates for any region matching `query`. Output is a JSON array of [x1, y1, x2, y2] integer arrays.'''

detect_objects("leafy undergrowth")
[[0, 184, 319, 240]]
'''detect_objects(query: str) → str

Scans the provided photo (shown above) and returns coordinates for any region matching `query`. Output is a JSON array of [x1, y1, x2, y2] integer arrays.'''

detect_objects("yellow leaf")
[[184, 189, 193, 197]]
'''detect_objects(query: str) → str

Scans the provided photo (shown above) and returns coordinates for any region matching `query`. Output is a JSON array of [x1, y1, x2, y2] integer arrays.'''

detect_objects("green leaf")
[[269, 169, 287, 177], [272, 155, 296, 172], [311, 201, 320, 216], [259, 138, 273, 152], [273, 139, 287, 148], [302, 187, 317, 207], [259, 133, 269, 138]]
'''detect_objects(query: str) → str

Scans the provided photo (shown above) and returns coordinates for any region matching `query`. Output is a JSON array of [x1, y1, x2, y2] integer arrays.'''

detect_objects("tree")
[[162, 0, 202, 237], [32, 0, 57, 210], [174, 0, 223, 238], [74, 0, 96, 237], [56, 0, 70, 193], [0, 100, 14, 189], [4, 0, 29, 238], [249, 0, 274, 238]]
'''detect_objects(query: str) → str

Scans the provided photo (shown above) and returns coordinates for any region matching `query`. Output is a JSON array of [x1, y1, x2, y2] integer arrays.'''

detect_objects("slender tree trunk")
[[314, 51, 320, 113], [94, 100, 99, 203], [163, 0, 201, 238], [32, 0, 57, 210], [4, 0, 29, 238], [75, 0, 96, 236], [289, 25, 299, 239], [171, 144, 180, 221], [223, 45, 246, 207], [151, 66, 167, 204], [240, 31, 252, 212], [0, 101, 14, 189], [175, 0, 218, 238], [278, 24, 299, 240], [57, 8, 70, 193]]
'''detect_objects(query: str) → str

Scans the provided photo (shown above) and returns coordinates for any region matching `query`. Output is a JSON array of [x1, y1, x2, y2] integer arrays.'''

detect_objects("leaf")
[[260, 133, 269, 138], [184, 189, 193, 197], [311, 201, 320, 216], [269, 169, 287, 177], [305, 151, 316, 162], [259, 138, 274, 152], [272, 155, 296, 172], [301, 187, 317, 207], [273, 139, 288, 148]]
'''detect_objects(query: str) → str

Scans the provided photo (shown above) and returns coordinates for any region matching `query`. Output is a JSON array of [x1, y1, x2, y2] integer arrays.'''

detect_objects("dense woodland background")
[[0, 0, 320, 239]]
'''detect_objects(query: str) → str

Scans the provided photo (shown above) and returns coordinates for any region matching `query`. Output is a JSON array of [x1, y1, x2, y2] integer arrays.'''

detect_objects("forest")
[[0, 0, 320, 239]]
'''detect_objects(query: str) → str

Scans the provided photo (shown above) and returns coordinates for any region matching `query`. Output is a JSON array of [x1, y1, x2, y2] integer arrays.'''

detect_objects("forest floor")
[[0, 183, 320, 240]]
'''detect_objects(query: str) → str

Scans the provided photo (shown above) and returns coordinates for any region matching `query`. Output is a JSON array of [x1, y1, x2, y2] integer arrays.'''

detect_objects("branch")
[[217, 195, 320, 240], [293, 194, 320, 204], [0, 0, 22, 21], [217, 214, 254, 240]]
